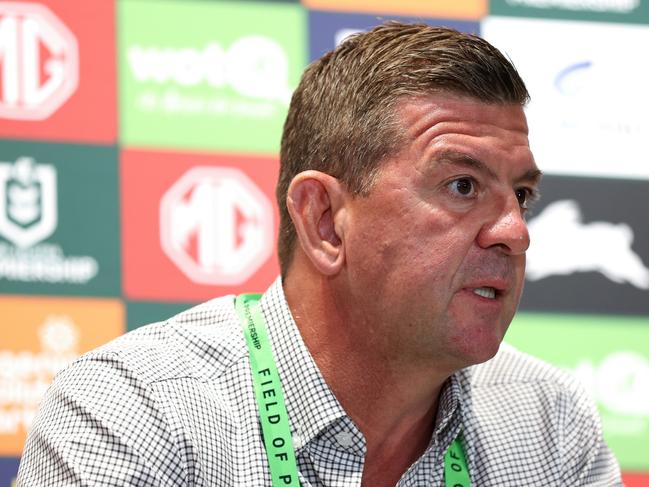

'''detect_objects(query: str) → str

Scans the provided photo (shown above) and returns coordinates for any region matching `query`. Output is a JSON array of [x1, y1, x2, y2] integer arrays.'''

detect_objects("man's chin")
[[452, 324, 508, 368]]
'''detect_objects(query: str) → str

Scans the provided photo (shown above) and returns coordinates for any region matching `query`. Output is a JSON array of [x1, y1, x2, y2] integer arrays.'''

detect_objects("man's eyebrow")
[[436, 151, 498, 180], [516, 168, 543, 185], [436, 150, 543, 185]]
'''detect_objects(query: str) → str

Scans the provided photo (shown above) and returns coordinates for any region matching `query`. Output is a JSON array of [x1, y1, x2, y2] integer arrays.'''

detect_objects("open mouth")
[[472, 287, 497, 299]]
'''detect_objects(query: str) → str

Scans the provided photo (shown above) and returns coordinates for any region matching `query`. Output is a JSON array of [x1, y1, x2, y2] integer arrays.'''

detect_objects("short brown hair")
[[277, 22, 529, 274]]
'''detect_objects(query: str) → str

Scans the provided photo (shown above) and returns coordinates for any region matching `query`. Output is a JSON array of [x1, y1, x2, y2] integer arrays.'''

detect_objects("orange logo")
[[0, 296, 124, 456], [301, 0, 486, 20]]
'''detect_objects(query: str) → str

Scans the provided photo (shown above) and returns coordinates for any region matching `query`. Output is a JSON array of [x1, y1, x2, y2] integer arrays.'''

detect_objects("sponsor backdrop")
[[0, 0, 646, 483]]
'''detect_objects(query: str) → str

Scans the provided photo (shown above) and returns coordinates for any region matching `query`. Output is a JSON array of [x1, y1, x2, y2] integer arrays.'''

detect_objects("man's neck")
[[283, 270, 452, 484]]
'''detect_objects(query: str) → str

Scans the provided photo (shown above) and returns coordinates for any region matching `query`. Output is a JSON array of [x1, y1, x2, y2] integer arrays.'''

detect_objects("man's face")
[[340, 95, 540, 371]]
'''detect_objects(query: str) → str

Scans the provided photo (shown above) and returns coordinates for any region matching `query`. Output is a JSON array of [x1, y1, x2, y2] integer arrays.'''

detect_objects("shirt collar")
[[258, 277, 352, 453], [436, 372, 464, 438]]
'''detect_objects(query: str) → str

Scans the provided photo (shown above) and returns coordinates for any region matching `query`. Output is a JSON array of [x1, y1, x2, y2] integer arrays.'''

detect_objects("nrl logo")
[[0, 156, 57, 248]]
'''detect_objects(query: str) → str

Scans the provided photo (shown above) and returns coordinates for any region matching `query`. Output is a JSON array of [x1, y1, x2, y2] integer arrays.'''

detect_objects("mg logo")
[[0, 156, 57, 248], [160, 167, 273, 285], [0, 3, 79, 120]]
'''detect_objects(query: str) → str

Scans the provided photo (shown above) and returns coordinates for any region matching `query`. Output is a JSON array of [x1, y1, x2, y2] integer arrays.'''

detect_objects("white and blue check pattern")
[[17, 278, 622, 486]]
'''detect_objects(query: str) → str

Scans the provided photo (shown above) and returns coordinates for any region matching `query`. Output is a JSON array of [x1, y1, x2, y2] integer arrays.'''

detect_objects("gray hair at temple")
[[277, 22, 529, 275]]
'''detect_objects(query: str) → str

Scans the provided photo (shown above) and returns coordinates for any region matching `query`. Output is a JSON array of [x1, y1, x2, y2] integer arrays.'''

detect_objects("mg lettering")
[[160, 167, 273, 285], [0, 2, 78, 120]]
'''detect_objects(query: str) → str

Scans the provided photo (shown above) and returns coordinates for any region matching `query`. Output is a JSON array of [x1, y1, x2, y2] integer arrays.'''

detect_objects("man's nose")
[[476, 196, 530, 255]]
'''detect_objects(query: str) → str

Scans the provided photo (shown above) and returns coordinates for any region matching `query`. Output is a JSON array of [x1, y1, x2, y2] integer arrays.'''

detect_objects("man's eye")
[[515, 187, 536, 209], [449, 178, 476, 197]]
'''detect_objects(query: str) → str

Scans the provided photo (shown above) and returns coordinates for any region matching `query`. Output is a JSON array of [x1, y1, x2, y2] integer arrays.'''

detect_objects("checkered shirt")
[[18, 278, 622, 486]]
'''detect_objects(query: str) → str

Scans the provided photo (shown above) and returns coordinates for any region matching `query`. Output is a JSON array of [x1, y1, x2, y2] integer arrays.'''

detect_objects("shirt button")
[[335, 431, 354, 448]]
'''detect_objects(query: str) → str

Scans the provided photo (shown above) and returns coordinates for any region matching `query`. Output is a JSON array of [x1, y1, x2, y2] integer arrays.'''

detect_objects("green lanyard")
[[236, 293, 470, 487], [236, 293, 300, 486], [444, 433, 471, 487]]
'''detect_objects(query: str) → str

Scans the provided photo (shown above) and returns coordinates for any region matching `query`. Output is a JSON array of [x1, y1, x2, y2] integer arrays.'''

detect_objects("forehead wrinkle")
[[403, 110, 457, 151], [398, 97, 478, 144], [400, 97, 529, 141], [410, 120, 530, 164]]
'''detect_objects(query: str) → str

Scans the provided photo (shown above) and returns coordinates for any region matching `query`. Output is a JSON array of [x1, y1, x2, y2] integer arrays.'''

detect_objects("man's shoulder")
[[74, 294, 246, 385], [460, 343, 622, 485], [467, 342, 579, 391], [462, 342, 602, 437]]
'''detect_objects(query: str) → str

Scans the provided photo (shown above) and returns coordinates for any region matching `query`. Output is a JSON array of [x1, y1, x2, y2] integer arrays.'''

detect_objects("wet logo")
[[160, 167, 273, 285], [574, 351, 649, 419], [128, 36, 291, 117], [0, 2, 79, 120], [572, 351, 649, 439], [527, 200, 649, 289]]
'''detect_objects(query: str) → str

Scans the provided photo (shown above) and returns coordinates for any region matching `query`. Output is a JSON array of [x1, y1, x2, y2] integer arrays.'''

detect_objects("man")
[[18, 23, 621, 486]]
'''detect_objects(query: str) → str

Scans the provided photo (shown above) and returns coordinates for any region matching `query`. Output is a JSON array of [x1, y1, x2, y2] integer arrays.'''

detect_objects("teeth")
[[473, 287, 496, 299]]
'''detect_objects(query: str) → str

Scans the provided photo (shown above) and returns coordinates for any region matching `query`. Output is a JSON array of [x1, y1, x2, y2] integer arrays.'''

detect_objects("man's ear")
[[286, 170, 347, 276]]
